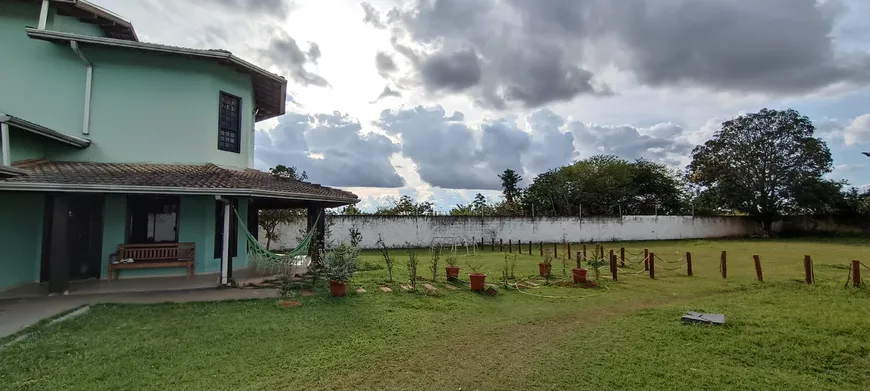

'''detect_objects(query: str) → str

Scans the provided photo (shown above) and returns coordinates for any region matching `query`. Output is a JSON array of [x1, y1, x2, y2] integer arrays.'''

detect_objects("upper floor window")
[[218, 92, 241, 153]]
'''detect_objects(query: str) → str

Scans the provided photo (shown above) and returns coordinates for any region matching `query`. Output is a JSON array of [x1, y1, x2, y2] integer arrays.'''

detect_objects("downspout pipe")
[[38, 0, 49, 30], [0, 114, 11, 166], [70, 41, 93, 135]]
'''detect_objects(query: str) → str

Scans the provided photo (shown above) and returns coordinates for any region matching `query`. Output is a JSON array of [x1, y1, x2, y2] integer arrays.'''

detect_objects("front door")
[[41, 194, 105, 292], [68, 194, 104, 280]]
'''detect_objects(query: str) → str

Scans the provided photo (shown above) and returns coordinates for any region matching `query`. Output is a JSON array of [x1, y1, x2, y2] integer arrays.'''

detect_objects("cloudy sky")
[[95, 0, 870, 211]]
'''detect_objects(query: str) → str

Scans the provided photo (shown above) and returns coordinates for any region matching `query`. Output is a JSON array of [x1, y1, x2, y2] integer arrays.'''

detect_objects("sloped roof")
[[26, 28, 287, 122], [0, 161, 359, 205]]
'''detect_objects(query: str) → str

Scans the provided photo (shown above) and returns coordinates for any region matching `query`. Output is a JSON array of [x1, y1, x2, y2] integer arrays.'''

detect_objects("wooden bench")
[[107, 242, 196, 280]]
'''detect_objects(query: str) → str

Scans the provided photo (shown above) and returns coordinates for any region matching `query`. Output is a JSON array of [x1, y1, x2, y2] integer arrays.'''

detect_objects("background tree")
[[374, 195, 436, 216], [269, 164, 308, 181], [521, 155, 683, 217], [258, 165, 309, 249], [687, 109, 832, 233], [338, 204, 366, 215], [498, 169, 522, 204]]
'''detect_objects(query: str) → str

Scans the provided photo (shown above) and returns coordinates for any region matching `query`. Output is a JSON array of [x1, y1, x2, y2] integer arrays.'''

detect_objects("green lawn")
[[2, 238, 870, 390]]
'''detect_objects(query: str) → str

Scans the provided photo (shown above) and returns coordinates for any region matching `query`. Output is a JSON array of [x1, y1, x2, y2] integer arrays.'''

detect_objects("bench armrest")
[[107, 251, 119, 265]]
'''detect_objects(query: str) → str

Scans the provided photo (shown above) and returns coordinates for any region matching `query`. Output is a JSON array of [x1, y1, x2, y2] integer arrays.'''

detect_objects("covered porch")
[[0, 160, 358, 297]]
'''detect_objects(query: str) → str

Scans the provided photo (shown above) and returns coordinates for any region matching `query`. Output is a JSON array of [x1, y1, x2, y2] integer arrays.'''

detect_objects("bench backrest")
[[117, 243, 196, 261]]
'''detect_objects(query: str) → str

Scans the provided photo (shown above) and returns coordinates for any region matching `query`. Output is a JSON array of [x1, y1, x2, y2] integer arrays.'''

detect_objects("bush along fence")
[[472, 236, 869, 289]]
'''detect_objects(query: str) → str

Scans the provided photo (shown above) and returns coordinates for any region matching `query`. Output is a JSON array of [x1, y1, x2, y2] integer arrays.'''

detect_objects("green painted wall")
[[0, 192, 44, 290], [9, 128, 46, 162], [0, 1, 92, 137], [48, 9, 106, 37], [0, 1, 256, 170], [100, 195, 248, 279]]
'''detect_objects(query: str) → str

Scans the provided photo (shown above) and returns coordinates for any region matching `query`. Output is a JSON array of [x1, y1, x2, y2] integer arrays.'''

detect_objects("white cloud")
[[844, 114, 870, 146]]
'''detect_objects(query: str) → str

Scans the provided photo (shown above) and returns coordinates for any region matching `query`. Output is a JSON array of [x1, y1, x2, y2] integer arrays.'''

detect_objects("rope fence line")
[[481, 240, 869, 287]]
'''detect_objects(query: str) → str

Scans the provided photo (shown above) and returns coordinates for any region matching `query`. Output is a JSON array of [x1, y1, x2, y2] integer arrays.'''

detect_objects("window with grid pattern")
[[218, 92, 241, 153]]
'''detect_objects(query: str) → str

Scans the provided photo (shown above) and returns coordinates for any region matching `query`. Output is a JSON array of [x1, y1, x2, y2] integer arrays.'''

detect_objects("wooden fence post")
[[609, 249, 614, 270], [620, 247, 625, 267], [643, 249, 649, 271], [539, 242, 543, 257], [610, 254, 618, 281], [491, 238, 495, 252], [528, 241, 532, 256], [852, 260, 861, 287], [499, 239, 503, 252], [720, 251, 727, 279], [554, 243, 558, 258], [753, 255, 763, 282], [649, 252, 655, 279], [804, 255, 814, 285], [582, 244, 587, 261], [508, 239, 512, 253], [686, 252, 693, 276], [567, 243, 572, 259]]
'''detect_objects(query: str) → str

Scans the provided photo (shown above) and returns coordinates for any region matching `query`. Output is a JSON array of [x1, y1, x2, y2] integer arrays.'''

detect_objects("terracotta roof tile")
[[1, 161, 358, 203]]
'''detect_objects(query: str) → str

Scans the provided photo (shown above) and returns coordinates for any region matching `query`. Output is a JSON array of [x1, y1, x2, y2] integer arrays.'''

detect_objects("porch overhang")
[[0, 160, 359, 208]]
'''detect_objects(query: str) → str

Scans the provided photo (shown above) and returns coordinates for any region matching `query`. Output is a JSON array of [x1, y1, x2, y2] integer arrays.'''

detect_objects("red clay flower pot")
[[329, 280, 347, 297], [572, 268, 588, 283], [446, 266, 460, 280], [469, 273, 487, 291], [538, 263, 552, 276]]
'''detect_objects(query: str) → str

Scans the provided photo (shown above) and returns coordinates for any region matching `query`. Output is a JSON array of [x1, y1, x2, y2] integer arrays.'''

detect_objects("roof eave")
[[1, 115, 91, 148], [0, 166, 29, 178], [0, 182, 359, 206], [25, 28, 286, 119]]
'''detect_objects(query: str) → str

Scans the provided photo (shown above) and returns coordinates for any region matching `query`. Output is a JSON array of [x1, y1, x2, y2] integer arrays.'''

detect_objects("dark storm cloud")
[[255, 112, 404, 187], [259, 33, 329, 87], [419, 49, 482, 92], [366, 0, 870, 108]]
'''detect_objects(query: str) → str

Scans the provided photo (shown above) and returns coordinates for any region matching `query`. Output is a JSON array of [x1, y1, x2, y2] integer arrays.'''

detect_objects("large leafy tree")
[[374, 195, 436, 216], [687, 109, 832, 232], [522, 155, 684, 217]]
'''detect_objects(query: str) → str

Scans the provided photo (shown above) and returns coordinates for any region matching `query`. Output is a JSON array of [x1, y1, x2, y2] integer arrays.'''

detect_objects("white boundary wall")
[[266, 215, 759, 249]]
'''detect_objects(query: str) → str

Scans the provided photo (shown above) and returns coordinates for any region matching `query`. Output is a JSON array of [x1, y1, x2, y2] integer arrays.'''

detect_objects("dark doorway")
[[41, 194, 105, 288], [68, 194, 105, 280]]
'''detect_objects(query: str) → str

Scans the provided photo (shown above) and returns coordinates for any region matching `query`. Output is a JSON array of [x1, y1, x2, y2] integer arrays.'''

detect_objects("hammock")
[[232, 207, 320, 269]]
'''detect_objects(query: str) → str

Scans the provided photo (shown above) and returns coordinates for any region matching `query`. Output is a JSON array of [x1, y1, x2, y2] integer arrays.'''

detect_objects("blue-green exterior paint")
[[48, 8, 106, 37], [1, 1, 255, 169], [99, 195, 248, 279], [0, 3, 261, 290], [0, 192, 44, 289], [9, 128, 47, 162]]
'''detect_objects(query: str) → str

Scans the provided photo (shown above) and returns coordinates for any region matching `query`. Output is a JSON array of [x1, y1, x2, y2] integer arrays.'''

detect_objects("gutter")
[[0, 182, 360, 205], [26, 28, 285, 82], [69, 41, 93, 135]]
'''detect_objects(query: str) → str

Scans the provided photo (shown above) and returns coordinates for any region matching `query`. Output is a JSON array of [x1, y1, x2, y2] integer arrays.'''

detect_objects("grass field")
[[2, 238, 870, 390]]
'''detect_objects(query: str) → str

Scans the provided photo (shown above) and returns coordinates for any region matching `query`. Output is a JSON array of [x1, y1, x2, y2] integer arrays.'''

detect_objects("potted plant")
[[445, 254, 460, 281], [468, 262, 486, 291], [571, 253, 587, 283], [320, 243, 360, 297], [539, 253, 553, 277]]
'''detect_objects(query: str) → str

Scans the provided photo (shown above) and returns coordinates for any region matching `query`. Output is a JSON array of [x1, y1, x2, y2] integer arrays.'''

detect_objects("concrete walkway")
[[0, 288, 278, 339]]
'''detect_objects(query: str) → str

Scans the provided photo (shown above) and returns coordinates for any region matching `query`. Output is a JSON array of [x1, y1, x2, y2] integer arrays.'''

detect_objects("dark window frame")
[[125, 196, 181, 244], [214, 199, 239, 258], [217, 92, 242, 153]]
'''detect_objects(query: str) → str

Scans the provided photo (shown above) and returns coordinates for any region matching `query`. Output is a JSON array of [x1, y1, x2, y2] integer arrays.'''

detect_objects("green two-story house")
[[0, 0, 358, 294]]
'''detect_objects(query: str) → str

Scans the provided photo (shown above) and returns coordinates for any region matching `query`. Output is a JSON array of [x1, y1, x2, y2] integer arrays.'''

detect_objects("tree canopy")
[[687, 108, 832, 231]]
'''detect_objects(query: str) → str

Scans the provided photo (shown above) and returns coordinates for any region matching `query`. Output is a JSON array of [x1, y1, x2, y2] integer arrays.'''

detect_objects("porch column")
[[48, 194, 71, 294], [220, 199, 231, 285], [307, 206, 325, 261]]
